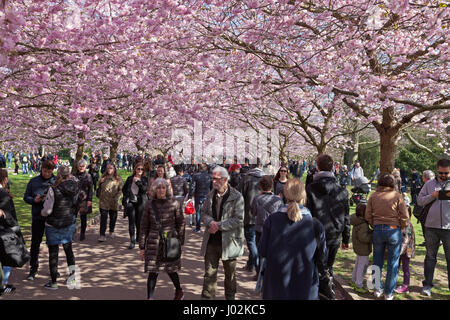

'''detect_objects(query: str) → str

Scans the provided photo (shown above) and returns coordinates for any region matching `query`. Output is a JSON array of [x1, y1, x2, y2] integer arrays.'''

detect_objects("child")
[[394, 206, 415, 294], [350, 203, 373, 293]]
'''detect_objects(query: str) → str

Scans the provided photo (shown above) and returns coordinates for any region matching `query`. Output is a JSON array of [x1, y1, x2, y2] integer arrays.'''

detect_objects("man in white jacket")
[[351, 162, 364, 185]]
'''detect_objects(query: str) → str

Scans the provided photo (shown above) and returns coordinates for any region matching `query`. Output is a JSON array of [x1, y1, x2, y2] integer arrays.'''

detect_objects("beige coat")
[[98, 176, 123, 211], [365, 187, 409, 229]]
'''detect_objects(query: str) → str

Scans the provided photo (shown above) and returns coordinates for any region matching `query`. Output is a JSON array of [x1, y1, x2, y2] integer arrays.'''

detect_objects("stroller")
[[349, 176, 371, 206]]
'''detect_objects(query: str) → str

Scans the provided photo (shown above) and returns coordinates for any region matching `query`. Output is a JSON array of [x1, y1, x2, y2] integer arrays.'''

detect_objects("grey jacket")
[[251, 192, 284, 233], [417, 178, 450, 230], [200, 186, 245, 260]]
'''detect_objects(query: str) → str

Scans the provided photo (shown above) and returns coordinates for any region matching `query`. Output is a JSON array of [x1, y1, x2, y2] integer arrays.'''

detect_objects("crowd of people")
[[0, 150, 449, 301]]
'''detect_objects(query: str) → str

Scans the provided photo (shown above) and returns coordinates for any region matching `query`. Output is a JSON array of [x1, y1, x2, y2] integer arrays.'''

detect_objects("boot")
[[79, 232, 85, 241], [128, 236, 135, 249]]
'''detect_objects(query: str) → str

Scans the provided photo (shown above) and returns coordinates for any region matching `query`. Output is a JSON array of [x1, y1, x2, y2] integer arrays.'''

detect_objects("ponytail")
[[287, 200, 302, 222], [284, 178, 307, 222]]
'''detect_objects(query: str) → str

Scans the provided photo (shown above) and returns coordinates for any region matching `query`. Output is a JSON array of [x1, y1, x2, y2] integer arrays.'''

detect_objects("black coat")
[[0, 188, 18, 230], [122, 175, 148, 213], [306, 173, 350, 245], [89, 163, 100, 181], [46, 179, 80, 229], [238, 168, 265, 226], [189, 171, 212, 199], [23, 174, 56, 220]]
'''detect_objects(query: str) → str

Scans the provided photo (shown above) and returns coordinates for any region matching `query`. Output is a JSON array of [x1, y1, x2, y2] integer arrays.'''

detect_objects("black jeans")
[[126, 202, 143, 240], [326, 241, 341, 277], [30, 219, 46, 272], [75, 212, 87, 235], [99, 209, 118, 236], [48, 243, 75, 283]]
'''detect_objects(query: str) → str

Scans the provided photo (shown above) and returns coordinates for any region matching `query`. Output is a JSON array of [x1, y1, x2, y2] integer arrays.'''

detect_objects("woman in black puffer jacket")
[[122, 161, 148, 249], [41, 166, 80, 290]]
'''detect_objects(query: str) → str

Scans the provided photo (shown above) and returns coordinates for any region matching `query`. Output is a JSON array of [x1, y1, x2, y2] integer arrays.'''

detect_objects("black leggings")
[[48, 243, 75, 283], [127, 202, 143, 240], [147, 272, 181, 299]]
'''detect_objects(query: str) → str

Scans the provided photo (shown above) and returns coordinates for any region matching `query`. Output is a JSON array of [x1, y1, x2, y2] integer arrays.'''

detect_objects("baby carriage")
[[349, 176, 371, 206]]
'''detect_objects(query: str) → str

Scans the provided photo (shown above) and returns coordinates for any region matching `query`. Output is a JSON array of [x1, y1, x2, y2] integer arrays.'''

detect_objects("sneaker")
[[374, 289, 383, 298], [1, 284, 16, 294], [44, 282, 58, 290], [385, 293, 394, 300], [98, 235, 106, 242], [394, 284, 409, 294], [26, 271, 38, 280], [66, 272, 76, 288], [422, 287, 432, 297], [174, 288, 184, 300], [193, 229, 201, 233], [109, 232, 115, 239], [354, 286, 368, 294]]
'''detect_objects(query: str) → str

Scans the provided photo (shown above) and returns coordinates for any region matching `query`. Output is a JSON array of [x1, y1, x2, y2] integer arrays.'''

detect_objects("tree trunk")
[[316, 143, 326, 156], [109, 140, 119, 166], [376, 107, 400, 175], [72, 142, 85, 174], [346, 131, 359, 168]]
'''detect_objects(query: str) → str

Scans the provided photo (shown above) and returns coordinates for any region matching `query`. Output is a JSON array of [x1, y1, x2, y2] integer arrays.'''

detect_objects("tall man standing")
[[306, 154, 350, 278], [23, 160, 56, 280], [238, 158, 264, 277], [417, 158, 450, 297], [200, 166, 244, 300]]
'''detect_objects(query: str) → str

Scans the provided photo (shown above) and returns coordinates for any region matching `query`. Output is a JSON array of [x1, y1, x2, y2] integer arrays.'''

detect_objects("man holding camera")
[[23, 160, 56, 280], [417, 158, 450, 297]]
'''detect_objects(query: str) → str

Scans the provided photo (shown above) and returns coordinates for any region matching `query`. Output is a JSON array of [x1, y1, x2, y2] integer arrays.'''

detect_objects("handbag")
[[418, 199, 436, 225], [184, 199, 195, 215], [151, 200, 181, 262], [0, 226, 30, 268]]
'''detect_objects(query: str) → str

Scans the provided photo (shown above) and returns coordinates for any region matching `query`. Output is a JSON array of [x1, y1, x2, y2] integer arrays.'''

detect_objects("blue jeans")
[[2, 266, 11, 285], [7, 158, 12, 169], [423, 228, 450, 290], [194, 196, 206, 231], [244, 225, 259, 271], [22, 163, 28, 174], [372, 225, 402, 295]]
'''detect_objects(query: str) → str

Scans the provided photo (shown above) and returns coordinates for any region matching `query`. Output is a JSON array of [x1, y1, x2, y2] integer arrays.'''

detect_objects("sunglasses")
[[438, 171, 449, 175], [280, 170, 288, 172], [136, 168, 144, 171], [212, 177, 224, 181]]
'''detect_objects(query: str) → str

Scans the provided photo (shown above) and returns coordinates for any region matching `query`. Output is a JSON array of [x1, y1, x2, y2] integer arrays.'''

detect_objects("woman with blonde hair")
[[258, 178, 328, 300]]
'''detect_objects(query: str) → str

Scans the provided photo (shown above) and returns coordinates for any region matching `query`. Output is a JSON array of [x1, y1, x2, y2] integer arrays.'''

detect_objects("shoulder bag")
[[0, 226, 30, 268], [418, 199, 436, 225]]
